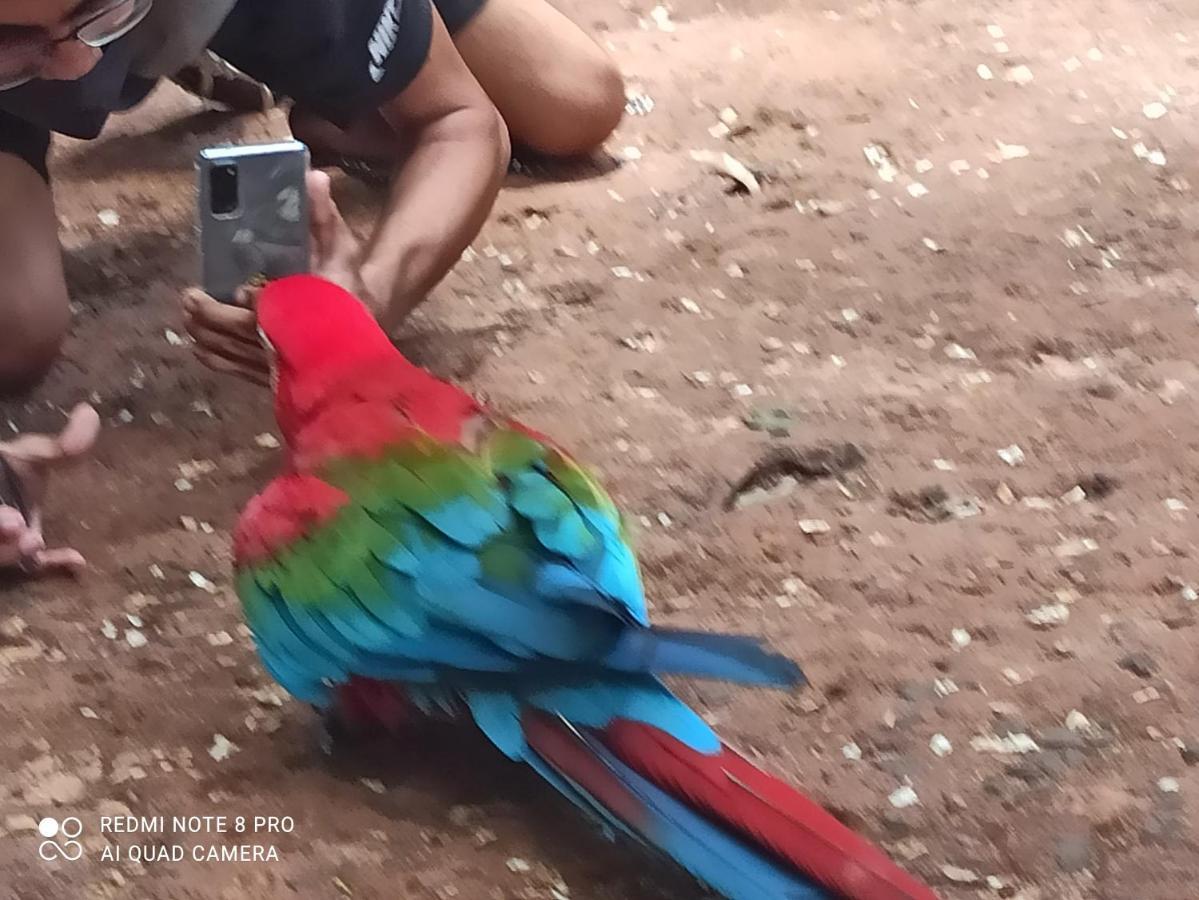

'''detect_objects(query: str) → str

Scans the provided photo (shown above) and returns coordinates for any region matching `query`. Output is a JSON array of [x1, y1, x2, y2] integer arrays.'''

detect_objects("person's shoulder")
[[210, 0, 435, 126]]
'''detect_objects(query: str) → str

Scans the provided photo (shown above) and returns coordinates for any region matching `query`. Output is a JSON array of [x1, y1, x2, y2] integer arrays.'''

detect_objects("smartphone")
[[196, 140, 310, 302]]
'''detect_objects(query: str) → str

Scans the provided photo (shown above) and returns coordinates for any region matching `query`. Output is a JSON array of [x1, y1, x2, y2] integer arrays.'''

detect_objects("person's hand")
[[0, 403, 100, 577], [183, 170, 372, 385]]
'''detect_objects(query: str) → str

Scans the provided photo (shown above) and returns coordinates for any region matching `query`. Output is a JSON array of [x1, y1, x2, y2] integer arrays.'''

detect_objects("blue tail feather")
[[509, 711, 829, 900], [602, 628, 806, 687]]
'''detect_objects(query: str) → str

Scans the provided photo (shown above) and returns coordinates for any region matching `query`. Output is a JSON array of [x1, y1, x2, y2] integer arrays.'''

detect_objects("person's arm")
[[358, 12, 510, 331], [184, 9, 507, 382]]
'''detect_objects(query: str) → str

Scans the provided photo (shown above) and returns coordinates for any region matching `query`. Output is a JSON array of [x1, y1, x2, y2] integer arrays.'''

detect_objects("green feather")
[[478, 520, 539, 586], [545, 451, 617, 515], [485, 428, 546, 474]]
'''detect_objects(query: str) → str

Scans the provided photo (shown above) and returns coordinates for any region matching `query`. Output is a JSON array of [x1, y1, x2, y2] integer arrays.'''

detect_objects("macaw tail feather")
[[596, 720, 939, 900], [603, 628, 805, 687], [519, 710, 830, 900]]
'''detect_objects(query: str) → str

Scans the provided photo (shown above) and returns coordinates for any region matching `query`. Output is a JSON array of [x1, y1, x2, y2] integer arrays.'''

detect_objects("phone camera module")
[[210, 163, 239, 216]]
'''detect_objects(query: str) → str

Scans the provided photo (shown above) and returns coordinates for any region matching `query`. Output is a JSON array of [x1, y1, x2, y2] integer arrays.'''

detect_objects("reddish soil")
[[2, 1, 1198, 898]]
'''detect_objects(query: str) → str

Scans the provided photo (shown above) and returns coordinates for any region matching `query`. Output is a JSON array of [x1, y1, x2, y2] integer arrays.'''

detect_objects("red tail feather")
[[600, 720, 938, 900], [522, 710, 650, 829]]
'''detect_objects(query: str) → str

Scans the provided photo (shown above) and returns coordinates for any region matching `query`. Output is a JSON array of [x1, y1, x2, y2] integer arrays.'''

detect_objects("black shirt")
[[0, 0, 436, 141]]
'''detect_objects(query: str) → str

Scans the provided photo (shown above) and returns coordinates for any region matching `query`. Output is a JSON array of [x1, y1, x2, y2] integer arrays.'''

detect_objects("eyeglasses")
[[0, 0, 154, 91]]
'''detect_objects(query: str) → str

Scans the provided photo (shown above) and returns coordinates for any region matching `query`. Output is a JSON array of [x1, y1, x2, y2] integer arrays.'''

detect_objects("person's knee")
[[0, 292, 69, 397], [523, 55, 625, 157]]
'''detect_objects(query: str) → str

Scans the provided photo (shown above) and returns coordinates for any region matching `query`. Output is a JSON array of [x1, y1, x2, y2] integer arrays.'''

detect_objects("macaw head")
[[255, 274, 399, 442]]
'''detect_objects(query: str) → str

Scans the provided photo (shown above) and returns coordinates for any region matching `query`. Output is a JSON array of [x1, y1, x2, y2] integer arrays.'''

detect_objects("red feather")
[[233, 473, 349, 564], [521, 710, 650, 830], [256, 276, 480, 463], [600, 721, 938, 900]]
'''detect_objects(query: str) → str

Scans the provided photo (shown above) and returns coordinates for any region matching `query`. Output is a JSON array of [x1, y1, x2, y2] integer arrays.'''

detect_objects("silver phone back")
[[197, 140, 310, 302]]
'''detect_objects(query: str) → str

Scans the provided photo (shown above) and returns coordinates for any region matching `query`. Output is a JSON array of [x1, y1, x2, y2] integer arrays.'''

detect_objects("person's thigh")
[[447, 0, 625, 157], [0, 116, 69, 396]]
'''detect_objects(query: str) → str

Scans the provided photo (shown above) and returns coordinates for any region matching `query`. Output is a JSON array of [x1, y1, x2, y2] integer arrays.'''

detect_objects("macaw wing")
[[232, 428, 649, 705]]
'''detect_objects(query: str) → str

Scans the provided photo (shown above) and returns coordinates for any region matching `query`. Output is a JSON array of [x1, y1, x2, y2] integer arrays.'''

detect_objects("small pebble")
[[941, 865, 979, 884], [1061, 486, 1087, 504], [1026, 604, 1069, 628], [760, 336, 784, 352], [971, 733, 1039, 754], [934, 678, 959, 697], [842, 742, 863, 761], [930, 734, 953, 757], [1144, 101, 1168, 120], [506, 858, 531, 873], [208, 734, 238, 762], [997, 445, 1025, 466], [1066, 710, 1091, 732], [996, 142, 1030, 161], [188, 571, 217, 593], [1133, 687, 1162, 704], [1005, 65, 1034, 85], [951, 628, 972, 649], [799, 519, 831, 535], [1157, 777, 1180, 794], [124, 629, 147, 649], [1054, 537, 1099, 558], [888, 785, 919, 809], [945, 343, 976, 361]]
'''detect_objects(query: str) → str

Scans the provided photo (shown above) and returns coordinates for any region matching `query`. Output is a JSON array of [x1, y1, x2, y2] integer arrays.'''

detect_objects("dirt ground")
[[2, 0, 1198, 897]]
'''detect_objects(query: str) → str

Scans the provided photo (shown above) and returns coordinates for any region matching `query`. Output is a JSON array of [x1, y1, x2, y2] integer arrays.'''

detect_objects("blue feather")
[[467, 703, 828, 900], [531, 508, 600, 560], [601, 629, 806, 687], [561, 731, 829, 900], [415, 493, 513, 548], [508, 470, 571, 521]]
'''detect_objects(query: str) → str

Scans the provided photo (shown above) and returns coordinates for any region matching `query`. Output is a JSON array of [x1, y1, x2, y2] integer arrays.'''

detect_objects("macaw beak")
[[258, 326, 279, 391]]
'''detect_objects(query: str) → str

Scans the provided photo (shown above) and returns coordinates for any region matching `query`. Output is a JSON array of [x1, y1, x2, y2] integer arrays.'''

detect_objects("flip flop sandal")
[[171, 51, 278, 114]]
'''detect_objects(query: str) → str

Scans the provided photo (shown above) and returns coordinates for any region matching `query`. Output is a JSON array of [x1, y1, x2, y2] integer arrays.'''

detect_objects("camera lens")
[[210, 163, 239, 216]]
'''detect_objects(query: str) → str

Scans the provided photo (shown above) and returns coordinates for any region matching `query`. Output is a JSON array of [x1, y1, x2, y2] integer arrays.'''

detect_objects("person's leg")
[[289, 0, 625, 168], [445, 0, 625, 157], [0, 116, 70, 396]]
